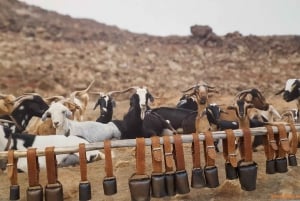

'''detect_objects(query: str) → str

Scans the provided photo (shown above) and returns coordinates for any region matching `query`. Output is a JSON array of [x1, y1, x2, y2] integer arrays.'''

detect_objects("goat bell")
[[164, 172, 176, 196], [45, 182, 63, 201], [151, 173, 167, 198], [225, 162, 238, 180], [191, 167, 206, 188], [129, 174, 151, 201], [26, 185, 43, 201], [175, 170, 190, 194], [237, 161, 258, 191], [9, 185, 20, 201], [275, 157, 288, 173], [265, 159, 276, 174], [204, 166, 219, 188], [103, 176, 117, 196], [79, 181, 92, 201], [288, 154, 298, 166]]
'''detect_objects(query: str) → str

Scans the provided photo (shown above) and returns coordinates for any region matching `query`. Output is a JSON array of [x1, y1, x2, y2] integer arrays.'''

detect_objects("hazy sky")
[[20, 0, 300, 36]]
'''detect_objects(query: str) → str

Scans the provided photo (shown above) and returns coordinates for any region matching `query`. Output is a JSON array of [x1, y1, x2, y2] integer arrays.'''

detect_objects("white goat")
[[41, 101, 121, 142], [0, 125, 102, 172]]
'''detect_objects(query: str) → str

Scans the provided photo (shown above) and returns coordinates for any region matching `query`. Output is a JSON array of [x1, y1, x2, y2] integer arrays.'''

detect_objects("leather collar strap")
[[173, 134, 186, 171], [289, 123, 298, 155], [276, 124, 290, 158], [240, 128, 253, 162], [136, 137, 146, 175], [163, 135, 174, 172], [27, 148, 40, 187], [7, 150, 18, 185], [263, 125, 278, 160], [79, 143, 88, 182], [151, 136, 163, 173], [45, 146, 58, 184], [104, 140, 114, 178], [192, 133, 201, 168], [203, 131, 216, 167], [224, 129, 237, 167]]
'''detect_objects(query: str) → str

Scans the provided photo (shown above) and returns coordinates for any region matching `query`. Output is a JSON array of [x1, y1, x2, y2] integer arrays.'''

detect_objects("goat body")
[[42, 102, 121, 142], [0, 125, 101, 172]]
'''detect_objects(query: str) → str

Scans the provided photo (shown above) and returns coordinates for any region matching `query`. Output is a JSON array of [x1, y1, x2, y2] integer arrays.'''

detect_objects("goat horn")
[[70, 79, 95, 98], [275, 88, 285, 95], [12, 95, 35, 109], [235, 89, 253, 99], [44, 96, 65, 104], [0, 93, 9, 98], [181, 84, 199, 93], [0, 119, 15, 124]]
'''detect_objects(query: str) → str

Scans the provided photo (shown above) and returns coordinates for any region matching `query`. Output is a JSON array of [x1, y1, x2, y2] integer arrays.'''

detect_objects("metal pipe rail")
[[0, 124, 299, 159]]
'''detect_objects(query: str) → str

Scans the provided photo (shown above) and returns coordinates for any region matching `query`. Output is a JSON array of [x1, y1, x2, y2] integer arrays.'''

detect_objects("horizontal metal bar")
[[0, 124, 299, 159]]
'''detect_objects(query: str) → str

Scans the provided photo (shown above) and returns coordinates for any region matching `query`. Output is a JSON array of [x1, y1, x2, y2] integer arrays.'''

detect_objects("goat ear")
[[41, 112, 49, 121], [149, 94, 154, 103], [227, 106, 236, 110], [65, 110, 73, 118], [220, 109, 228, 114], [112, 100, 116, 107]]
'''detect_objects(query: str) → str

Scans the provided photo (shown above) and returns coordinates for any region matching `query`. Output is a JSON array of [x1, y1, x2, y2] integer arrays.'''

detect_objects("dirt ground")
[[0, 95, 299, 201]]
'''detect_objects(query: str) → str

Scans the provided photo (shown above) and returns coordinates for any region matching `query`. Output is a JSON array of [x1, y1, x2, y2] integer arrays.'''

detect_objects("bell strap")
[[191, 133, 201, 168], [173, 134, 186, 171], [203, 131, 216, 167], [7, 150, 18, 186], [289, 123, 298, 155], [223, 129, 237, 167], [151, 136, 163, 173], [240, 128, 253, 162], [136, 137, 146, 175], [163, 135, 174, 172], [79, 143, 88, 182], [45, 146, 58, 184], [27, 148, 40, 187], [104, 140, 114, 178], [276, 124, 290, 158], [263, 125, 277, 160]]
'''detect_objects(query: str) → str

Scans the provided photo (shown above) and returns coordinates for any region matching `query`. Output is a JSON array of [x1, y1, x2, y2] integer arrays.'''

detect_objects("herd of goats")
[[0, 79, 299, 173]]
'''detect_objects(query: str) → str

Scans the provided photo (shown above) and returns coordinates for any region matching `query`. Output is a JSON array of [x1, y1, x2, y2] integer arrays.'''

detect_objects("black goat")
[[0, 95, 49, 133], [176, 94, 198, 111], [276, 79, 300, 102], [150, 107, 196, 133], [93, 93, 116, 123]]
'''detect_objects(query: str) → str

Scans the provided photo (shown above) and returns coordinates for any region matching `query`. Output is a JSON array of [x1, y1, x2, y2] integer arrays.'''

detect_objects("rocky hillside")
[[0, 0, 300, 101]]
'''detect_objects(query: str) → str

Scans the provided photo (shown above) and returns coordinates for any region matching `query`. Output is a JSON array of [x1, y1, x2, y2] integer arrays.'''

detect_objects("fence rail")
[[0, 124, 299, 159]]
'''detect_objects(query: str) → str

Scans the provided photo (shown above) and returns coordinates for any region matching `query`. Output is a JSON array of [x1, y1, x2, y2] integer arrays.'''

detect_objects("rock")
[[190, 25, 213, 38]]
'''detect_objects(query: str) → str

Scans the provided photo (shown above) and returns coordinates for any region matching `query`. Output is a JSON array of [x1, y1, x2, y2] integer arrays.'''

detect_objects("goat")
[[181, 81, 218, 134], [68, 80, 95, 121], [176, 94, 198, 111], [0, 93, 16, 115], [41, 101, 121, 142], [0, 94, 49, 134], [0, 125, 101, 172], [91, 87, 174, 138], [117, 86, 155, 139], [276, 79, 300, 103], [90, 90, 130, 123], [26, 82, 93, 135]]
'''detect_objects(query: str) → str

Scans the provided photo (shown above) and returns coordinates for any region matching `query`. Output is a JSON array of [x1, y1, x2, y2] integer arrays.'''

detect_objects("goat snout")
[[53, 121, 60, 128]]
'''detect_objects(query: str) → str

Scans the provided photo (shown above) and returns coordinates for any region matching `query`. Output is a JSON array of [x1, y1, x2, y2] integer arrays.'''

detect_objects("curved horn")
[[275, 88, 285, 95], [181, 84, 199, 93], [235, 89, 253, 99], [12, 95, 35, 108], [44, 96, 65, 104], [70, 79, 95, 99], [0, 93, 9, 99], [0, 119, 15, 124]]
